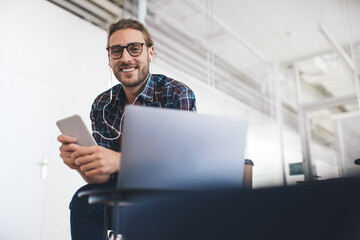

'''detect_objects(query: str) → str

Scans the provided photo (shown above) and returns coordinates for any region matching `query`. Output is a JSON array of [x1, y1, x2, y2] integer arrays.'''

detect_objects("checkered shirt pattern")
[[90, 74, 197, 152]]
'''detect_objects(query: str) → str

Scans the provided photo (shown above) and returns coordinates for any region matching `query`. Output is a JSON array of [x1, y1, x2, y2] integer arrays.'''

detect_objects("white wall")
[[0, 0, 110, 239]]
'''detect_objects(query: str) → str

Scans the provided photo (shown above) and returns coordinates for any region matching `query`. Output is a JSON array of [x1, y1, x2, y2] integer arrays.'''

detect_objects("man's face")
[[108, 29, 154, 88]]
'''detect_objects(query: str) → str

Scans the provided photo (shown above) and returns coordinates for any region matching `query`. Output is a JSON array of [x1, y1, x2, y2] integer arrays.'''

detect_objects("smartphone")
[[56, 115, 97, 146]]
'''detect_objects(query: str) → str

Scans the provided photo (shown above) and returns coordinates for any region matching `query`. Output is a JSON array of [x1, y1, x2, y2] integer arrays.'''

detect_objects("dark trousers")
[[69, 183, 112, 240]]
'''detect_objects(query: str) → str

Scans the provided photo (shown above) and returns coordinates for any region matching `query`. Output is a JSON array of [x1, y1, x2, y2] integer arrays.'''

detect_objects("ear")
[[108, 53, 112, 67], [148, 46, 155, 62]]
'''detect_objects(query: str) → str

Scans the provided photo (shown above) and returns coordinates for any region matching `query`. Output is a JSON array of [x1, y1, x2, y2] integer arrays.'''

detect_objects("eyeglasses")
[[107, 42, 145, 59]]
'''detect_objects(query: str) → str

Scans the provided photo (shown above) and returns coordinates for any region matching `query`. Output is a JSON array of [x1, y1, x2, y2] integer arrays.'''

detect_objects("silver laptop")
[[117, 106, 248, 191]]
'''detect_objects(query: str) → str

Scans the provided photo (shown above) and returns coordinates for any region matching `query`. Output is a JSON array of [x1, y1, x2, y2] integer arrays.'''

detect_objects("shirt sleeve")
[[174, 89, 197, 111]]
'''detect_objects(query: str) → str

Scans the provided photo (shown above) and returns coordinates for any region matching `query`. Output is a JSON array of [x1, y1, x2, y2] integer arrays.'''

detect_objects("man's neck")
[[123, 88, 141, 105], [121, 73, 150, 105], [123, 81, 147, 105]]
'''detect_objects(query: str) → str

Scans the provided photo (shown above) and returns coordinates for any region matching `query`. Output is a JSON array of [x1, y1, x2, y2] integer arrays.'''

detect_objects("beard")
[[113, 61, 150, 88]]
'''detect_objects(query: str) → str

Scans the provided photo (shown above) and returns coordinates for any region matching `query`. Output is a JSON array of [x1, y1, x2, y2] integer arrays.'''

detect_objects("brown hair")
[[107, 18, 154, 48]]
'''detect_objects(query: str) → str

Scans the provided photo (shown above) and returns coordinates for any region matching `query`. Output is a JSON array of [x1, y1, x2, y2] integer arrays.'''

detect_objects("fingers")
[[59, 143, 80, 153], [58, 137, 80, 170], [60, 151, 79, 170], [60, 150, 72, 160], [63, 157, 78, 170], [74, 152, 98, 166], [84, 168, 104, 176], [74, 152, 107, 176], [71, 146, 120, 176], [72, 146, 98, 159], [57, 134, 77, 144], [80, 160, 107, 176]]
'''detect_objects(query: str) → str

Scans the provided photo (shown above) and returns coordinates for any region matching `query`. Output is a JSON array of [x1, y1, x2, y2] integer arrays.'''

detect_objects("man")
[[57, 18, 196, 239]]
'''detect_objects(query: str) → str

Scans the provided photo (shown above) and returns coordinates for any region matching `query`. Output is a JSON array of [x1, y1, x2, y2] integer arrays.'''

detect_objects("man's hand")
[[57, 134, 119, 184], [72, 145, 121, 177], [57, 134, 81, 170]]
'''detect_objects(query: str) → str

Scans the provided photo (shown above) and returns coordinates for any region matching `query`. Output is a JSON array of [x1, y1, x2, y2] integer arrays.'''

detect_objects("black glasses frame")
[[106, 42, 145, 59]]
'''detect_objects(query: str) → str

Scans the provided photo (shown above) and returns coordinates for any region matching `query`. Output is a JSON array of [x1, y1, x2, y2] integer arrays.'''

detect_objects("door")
[[0, 68, 55, 240]]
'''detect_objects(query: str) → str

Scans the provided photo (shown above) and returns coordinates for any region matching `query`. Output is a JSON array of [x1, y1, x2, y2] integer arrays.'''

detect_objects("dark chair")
[[78, 160, 255, 240]]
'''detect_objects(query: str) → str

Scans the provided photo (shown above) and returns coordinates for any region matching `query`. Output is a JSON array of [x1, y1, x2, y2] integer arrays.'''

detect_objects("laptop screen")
[[117, 106, 248, 190]]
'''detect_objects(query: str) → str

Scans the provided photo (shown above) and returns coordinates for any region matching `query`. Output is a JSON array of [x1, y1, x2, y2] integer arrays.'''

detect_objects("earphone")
[[108, 55, 112, 68], [92, 83, 142, 141], [93, 54, 153, 141], [92, 63, 147, 141]]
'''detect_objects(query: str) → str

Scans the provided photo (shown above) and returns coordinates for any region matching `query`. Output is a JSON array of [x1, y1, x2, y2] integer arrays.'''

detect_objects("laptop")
[[117, 106, 248, 191]]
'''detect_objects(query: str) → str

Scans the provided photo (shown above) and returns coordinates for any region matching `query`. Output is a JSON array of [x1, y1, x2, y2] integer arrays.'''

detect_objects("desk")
[[99, 177, 360, 240]]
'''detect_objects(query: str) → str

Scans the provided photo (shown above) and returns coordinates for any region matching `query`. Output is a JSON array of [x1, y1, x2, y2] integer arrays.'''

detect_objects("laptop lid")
[[117, 106, 248, 190]]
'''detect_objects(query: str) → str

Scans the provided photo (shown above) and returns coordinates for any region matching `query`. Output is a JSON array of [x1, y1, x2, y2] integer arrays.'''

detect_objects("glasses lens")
[[128, 43, 143, 56], [109, 46, 123, 59]]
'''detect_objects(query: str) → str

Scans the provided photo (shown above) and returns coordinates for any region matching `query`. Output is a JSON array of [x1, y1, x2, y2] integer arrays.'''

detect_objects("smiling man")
[[57, 19, 196, 239]]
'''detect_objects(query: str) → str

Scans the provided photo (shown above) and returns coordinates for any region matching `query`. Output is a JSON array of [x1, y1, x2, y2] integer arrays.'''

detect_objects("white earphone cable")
[[92, 66, 149, 141]]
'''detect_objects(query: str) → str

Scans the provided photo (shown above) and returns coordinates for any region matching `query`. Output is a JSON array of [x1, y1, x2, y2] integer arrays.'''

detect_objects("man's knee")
[[69, 184, 107, 220], [69, 184, 108, 239], [69, 184, 95, 210]]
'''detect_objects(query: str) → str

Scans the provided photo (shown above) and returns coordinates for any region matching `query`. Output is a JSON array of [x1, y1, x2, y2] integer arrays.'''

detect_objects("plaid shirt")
[[90, 74, 196, 152]]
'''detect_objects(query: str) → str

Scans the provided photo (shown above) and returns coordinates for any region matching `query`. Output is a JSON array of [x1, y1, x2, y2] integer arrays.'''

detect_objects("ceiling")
[[211, 0, 360, 63]]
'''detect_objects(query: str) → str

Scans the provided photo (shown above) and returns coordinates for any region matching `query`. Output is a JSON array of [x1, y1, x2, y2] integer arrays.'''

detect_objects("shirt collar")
[[117, 73, 156, 105], [138, 73, 156, 102]]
